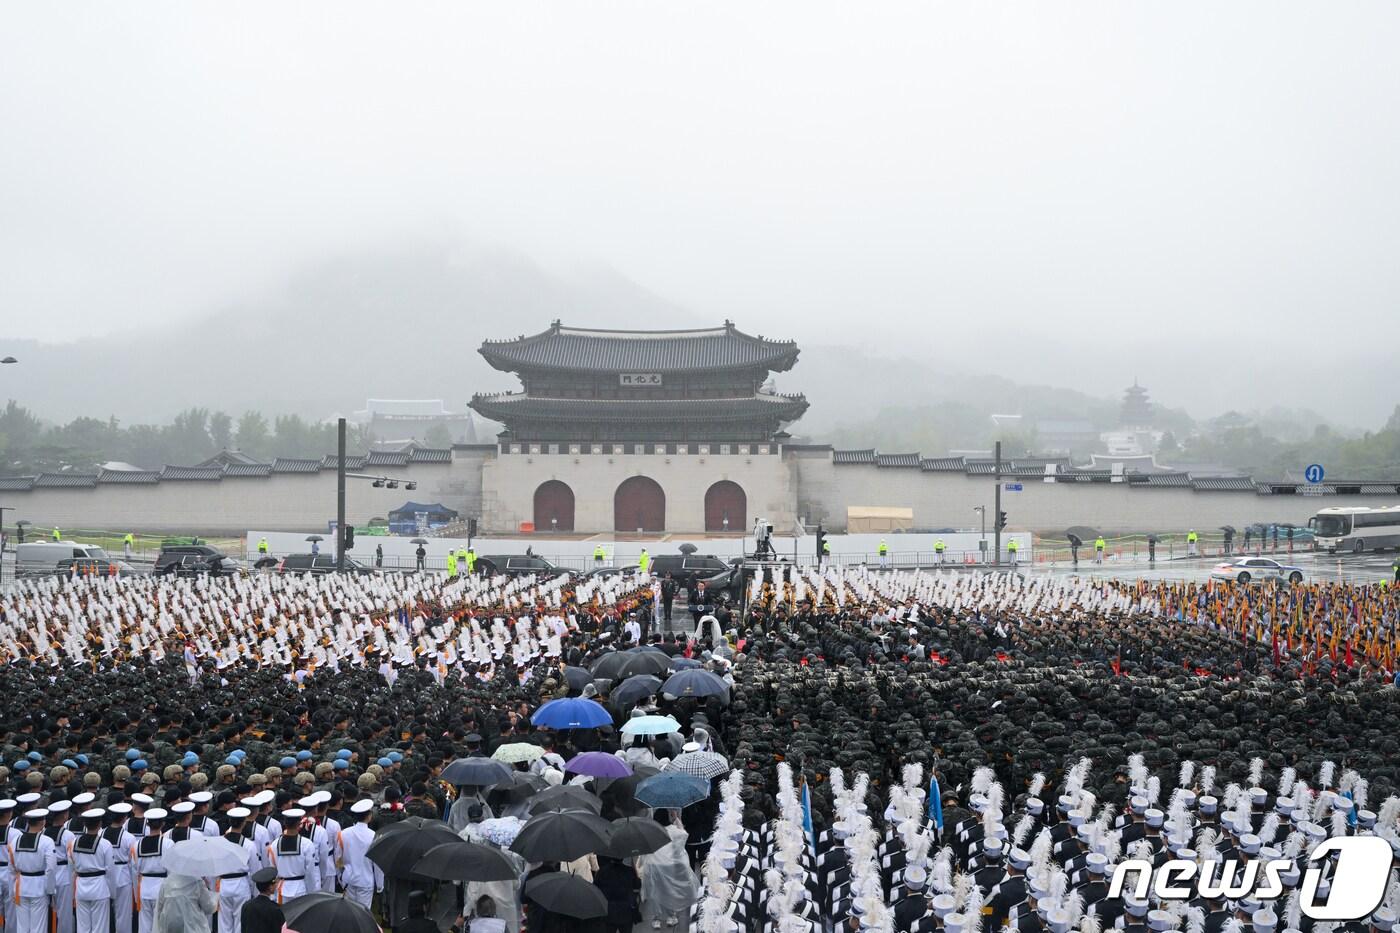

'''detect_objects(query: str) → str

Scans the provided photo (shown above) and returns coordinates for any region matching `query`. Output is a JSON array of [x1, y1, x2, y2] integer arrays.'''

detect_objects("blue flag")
[[800, 780, 815, 853], [928, 774, 944, 832]]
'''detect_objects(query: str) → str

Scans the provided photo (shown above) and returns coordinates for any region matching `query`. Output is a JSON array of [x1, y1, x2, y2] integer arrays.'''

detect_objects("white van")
[[16, 541, 111, 575]]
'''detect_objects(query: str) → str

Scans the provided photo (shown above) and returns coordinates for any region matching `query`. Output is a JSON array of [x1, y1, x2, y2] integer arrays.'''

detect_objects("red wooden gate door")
[[534, 480, 575, 532], [614, 476, 665, 532], [704, 480, 746, 532]]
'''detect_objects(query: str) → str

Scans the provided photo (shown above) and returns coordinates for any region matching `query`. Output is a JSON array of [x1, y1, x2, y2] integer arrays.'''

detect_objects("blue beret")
[[333, 760, 348, 770], [125, 749, 140, 762], [62, 759, 78, 769], [230, 750, 247, 761], [376, 757, 392, 768], [387, 751, 403, 763], [13, 761, 27, 771], [75, 755, 89, 766], [131, 759, 147, 771], [26, 752, 41, 762], [335, 749, 352, 760], [295, 751, 312, 762], [181, 753, 199, 766], [279, 757, 296, 768]]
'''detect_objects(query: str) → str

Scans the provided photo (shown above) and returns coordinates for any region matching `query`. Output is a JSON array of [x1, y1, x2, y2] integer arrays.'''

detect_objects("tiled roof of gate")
[[480, 322, 800, 373]]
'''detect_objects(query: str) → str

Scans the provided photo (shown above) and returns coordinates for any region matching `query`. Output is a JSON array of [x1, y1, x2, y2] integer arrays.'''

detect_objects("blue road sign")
[[1004, 482, 1023, 492], [1304, 464, 1325, 484]]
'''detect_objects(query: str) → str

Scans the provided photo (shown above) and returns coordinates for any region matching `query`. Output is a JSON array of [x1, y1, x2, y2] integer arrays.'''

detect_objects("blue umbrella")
[[531, 698, 614, 730], [620, 715, 681, 736], [634, 772, 710, 809], [661, 669, 730, 701], [668, 658, 702, 671]]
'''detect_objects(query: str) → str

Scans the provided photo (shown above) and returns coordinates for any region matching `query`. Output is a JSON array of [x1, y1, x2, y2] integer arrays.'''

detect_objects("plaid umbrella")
[[664, 750, 730, 779]]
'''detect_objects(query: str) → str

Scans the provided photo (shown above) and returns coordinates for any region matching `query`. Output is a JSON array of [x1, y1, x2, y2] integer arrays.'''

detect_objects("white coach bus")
[[1308, 505, 1400, 553]]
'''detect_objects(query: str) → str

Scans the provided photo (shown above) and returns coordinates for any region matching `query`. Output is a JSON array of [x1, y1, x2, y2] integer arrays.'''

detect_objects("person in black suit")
[[240, 869, 284, 933], [660, 573, 678, 624], [593, 855, 640, 933]]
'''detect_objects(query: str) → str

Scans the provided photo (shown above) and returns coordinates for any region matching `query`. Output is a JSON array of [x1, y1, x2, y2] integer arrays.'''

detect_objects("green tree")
[[209, 411, 234, 450], [235, 411, 271, 458]]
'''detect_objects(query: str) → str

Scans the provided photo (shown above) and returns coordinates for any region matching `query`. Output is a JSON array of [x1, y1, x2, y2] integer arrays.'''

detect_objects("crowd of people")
[[0, 562, 1395, 933]]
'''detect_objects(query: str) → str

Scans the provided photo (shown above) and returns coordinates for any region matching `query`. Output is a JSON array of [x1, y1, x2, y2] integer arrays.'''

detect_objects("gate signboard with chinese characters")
[[619, 373, 662, 386]]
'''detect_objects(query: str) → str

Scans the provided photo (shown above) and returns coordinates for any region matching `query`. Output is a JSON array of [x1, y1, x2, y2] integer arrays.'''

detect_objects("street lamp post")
[[973, 506, 986, 563]]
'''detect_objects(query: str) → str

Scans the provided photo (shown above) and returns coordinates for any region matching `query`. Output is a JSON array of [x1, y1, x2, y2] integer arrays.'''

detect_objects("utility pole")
[[336, 417, 347, 573], [993, 440, 1002, 568]]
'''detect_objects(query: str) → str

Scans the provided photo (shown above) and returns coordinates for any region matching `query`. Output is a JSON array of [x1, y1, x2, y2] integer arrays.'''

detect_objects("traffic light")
[[815, 524, 827, 564], [467, 517, 478, 538], [342, 524, 355, 551], [998, 511, 1008, 530]]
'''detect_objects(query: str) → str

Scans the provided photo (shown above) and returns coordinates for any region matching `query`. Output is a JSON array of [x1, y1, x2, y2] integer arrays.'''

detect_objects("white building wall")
[[803, 463, 1399, 534], [480, 450, 796, 534]]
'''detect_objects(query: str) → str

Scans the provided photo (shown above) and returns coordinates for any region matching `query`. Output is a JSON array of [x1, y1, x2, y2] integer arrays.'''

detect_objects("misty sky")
[[3, 2, 1399, 422]]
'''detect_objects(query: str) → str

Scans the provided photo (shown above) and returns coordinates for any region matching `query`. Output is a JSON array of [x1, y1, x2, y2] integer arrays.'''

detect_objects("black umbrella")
[[410, 537, 429, 545], [523, 872, 608, 920], [304, 534, 324, 543], [1065, 526, 1098, 542], [366, 822, 461, 877], [441, 757, 513, 787], [1220, 525, 1237, 535], [411, 841, 518, 883], [589, 652, 629, 680], [283, 893, 379, 933], [376, 816, 453, 834], [613, 652, 671, 679], [1065, 533, 1083, 548], [487, 771, 547, 806], [600, 765, 660, 816], [603, 816, 670, 858], [610, 675, 662, 709], [526, 784, 603, 814], [510, 810, 611, 862], [562, 666, 594, 691], [676, 542, 698, 555]]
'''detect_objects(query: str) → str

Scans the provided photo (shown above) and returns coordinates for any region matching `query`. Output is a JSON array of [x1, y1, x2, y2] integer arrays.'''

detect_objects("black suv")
[[277, 553, 375, 575], [475, 555, 562, 578], [154, 544, 229, 576], [647, 554, 738, 593]]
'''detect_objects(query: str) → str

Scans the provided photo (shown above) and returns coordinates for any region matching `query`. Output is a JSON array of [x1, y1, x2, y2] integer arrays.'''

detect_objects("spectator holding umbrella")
[[593, 856, 641, 933], [636, 810, 695, 929]]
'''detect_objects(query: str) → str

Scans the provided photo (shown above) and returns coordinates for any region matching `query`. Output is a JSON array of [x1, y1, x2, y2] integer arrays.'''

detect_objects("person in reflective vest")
[[52, 527, 62, 542], [593, 545, 605, 564], [123, 533, 135, 561], [638, 549, 650, 573], [446, 551, 458, 578], [935, 539, 946, 564], [1007, 538, 1019, 566], [1094, 536, 1106, 564], [257, 538, 269, 557], [1187, 528, 1199, 557], [878, 539, 889, 568], [465, 547, 476, 575]]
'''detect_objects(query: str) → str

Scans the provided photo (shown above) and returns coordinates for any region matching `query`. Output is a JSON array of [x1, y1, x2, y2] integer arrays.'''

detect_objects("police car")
[[1209, 557, 1305, 584]]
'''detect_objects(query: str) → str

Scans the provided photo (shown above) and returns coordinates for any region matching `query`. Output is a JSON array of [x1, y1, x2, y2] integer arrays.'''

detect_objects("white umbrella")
[[163, 836, 248, 877]]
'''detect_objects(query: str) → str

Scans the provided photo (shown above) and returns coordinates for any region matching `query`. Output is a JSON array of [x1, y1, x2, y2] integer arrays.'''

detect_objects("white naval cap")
[[227, 807, 251, 819], [350, 800, 375, 814], [144, 808, 168, 820]]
